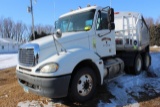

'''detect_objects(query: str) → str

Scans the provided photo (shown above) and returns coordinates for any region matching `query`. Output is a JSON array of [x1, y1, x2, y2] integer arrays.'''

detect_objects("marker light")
[[114, 12, 119, 14]]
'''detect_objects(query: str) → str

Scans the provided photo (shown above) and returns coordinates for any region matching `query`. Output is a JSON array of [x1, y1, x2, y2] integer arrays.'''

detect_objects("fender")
[[35, 48, 105, 84]]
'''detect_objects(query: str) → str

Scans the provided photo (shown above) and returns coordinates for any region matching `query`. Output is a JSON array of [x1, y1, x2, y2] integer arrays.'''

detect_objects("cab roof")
[[59, 6, 101, 18]]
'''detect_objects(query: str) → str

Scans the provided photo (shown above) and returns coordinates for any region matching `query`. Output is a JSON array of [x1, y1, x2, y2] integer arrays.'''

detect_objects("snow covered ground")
[[16, 52, 160, 107], [0, 54, 18, 70], [98, 52, 160, 107], [151, 45, 160, 48]]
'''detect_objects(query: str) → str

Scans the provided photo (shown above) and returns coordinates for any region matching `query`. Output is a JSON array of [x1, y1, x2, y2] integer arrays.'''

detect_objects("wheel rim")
[[136, 58, 142, 72], [145, 55, 150, 68], [77, 74, 93, 96]]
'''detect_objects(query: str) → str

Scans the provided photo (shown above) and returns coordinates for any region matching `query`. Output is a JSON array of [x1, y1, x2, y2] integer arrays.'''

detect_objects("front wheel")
[[69, 67, 97, 102]]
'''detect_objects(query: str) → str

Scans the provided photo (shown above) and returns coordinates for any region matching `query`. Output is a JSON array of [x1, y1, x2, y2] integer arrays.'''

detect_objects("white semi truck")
[[16, 5, 151, 102]]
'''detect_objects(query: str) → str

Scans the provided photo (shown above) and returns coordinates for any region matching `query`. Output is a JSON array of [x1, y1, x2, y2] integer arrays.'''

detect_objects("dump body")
[[114, 12, 149, 51]]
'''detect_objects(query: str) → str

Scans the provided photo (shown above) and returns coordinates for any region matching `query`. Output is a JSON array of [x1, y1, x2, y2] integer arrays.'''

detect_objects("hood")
[[31, 31, 88, 49], [29, 31, 89, 63]]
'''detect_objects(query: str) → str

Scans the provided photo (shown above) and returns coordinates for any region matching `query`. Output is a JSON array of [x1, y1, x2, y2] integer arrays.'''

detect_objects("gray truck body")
[[114, 12, 149, 51]]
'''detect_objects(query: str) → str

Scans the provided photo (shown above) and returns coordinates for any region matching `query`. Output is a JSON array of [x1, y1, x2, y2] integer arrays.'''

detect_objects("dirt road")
[[0, 68, 160, 107], [0, 68, 43, 107]]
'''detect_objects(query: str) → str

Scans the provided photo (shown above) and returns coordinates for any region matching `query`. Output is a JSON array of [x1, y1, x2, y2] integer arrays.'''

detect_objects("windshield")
[[56, 9, 95, 32]]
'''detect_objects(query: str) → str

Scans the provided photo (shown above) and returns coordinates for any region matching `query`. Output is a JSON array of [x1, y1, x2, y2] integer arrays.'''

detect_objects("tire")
[[134, 54, 143, 75], [143, 52, 151, 71], [69, 67, 97, 102]]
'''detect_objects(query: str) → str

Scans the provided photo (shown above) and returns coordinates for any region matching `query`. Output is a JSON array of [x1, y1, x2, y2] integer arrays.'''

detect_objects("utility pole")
[[28, 0, 35, 40]]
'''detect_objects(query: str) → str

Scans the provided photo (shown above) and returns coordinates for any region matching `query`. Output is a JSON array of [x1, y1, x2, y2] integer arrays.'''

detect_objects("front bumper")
[[16, 70, 71, 98]]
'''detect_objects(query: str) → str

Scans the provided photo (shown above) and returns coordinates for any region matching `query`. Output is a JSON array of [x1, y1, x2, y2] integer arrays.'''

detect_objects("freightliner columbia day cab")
[[16, 5, 151, 102]]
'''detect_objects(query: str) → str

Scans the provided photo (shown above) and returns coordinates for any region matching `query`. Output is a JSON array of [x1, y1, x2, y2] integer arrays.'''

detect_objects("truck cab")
[[54, 6, 116, 57]]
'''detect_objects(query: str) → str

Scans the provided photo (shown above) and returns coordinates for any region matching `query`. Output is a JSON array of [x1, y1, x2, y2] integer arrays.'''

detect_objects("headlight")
[[40, 63, 59, 73]]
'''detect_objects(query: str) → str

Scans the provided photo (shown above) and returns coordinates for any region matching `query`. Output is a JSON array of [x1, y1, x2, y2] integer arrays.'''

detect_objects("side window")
[[96, 12, 108, 30], [68, 22, 73, 31], [96, 12, 101, 30], [57, 18, 70, 32], [61, 20, 69, 32]]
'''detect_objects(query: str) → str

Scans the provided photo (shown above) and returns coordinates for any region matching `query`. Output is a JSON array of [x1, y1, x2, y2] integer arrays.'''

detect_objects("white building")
[[0, 38, 21, 53]]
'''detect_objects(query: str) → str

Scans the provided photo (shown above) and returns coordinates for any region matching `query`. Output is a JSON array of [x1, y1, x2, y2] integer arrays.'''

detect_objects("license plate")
[[23, 86, 29, 93]]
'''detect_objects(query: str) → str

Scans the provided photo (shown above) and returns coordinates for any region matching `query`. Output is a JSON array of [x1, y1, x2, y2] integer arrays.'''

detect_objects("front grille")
[[19, 48, 34, 66]]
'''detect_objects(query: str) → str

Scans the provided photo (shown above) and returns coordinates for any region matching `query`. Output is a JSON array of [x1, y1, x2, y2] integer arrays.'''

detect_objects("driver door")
[[95, 11, 116, 57]]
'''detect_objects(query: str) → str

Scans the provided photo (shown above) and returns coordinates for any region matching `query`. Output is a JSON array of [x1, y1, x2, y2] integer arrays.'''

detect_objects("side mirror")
[[55, 29, 62, 38], [108, 23, 115, 30], [108, 8, 114, 23]]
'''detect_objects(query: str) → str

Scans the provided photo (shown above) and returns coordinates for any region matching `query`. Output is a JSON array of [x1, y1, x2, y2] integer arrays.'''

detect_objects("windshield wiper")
[[67, 29, 85, 32]]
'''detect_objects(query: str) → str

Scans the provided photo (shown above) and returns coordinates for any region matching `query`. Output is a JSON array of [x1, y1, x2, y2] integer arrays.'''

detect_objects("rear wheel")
[[69, 67, 97, 102], [134, 54, 143, 75], [143, 52, 151, 71]]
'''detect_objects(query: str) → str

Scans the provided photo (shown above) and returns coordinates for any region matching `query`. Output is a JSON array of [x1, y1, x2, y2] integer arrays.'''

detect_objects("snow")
[[17, 100, 67, 107], [17, 100, 54, 107], [0, 38, 11, 43], [98, 73, 160, 107], [151, 45, 159, 48], [0, 38, 19, 44], [0, 54, 18, 70], [1, 52, 158, 107]]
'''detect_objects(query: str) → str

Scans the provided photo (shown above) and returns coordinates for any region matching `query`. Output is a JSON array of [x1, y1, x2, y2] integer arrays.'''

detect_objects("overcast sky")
[[0, 0, 159, 25]]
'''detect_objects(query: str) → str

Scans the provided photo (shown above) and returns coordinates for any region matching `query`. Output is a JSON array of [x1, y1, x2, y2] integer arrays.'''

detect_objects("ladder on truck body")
[[122, 15, 136, 46]]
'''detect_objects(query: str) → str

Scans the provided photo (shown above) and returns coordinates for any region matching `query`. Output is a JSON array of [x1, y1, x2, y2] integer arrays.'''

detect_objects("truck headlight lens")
[[40, 63, 59, 73]]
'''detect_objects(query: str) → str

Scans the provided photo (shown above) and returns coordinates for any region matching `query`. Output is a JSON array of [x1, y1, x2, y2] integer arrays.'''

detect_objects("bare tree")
[[0, 17, 55, 42], [29, 24, 54, 41], [13, 22, 27, 42], [44, 25, 54, 34], [35, 24, 43, 34], [155, 16, 160, 25], [3, 18, 14, 38], [145, 17, 154, 27], [25, 25, 32, 41], [0, 18, 3, 38], [34, 24, 54, 34], [0, 17, 29, 43]]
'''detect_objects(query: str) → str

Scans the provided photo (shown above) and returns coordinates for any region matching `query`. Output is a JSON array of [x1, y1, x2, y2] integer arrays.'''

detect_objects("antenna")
[[34, 0, 37, 4], [110, 0, 112, 7], [53, 2, 55, 23]]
